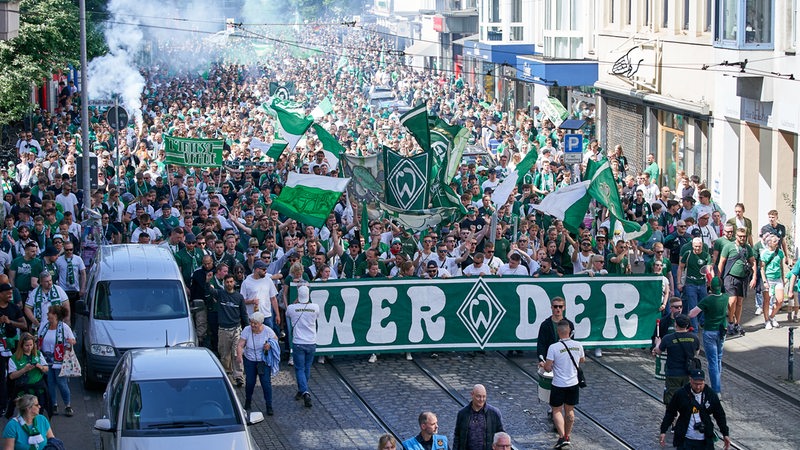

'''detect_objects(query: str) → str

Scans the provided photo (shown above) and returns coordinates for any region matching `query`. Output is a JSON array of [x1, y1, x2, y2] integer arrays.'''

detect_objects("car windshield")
[[94, 280, 188, 321], [124, 377, 240, 433]]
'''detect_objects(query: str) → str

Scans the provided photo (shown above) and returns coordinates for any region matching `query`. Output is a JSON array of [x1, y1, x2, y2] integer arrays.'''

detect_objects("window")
[[663, 0, 670, 28], [645, 0, 651, 26], [715, 0, 773, 49], [706, 0, 713, 31], [512, 0, 522, 22], [684, 0, 691, 29], [488, 0, 500, 23], [94, 280, 188, 321], [511, 26, 525, 41], [627, 0, 633, 25]]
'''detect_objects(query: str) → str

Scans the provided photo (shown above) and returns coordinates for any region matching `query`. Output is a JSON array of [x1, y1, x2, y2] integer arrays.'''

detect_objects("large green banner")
[[308, 276, 663, 355], [164, 136, 224, 167]]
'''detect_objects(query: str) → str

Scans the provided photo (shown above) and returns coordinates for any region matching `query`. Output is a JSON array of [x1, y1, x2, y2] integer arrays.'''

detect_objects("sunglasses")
[[552, 305, 565, 309]]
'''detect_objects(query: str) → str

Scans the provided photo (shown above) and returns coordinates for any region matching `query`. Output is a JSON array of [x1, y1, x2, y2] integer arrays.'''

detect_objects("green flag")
[[587, 161, 652, 241], [360, 201, 370, 242], [515, 148, 539, 179], [384, 147, 429, 210], [312, 123, 345, 170], [164, 136, 223, 167], [271, 99, 313, 151], [399, 104, 430, 153], [341, 153, 383, 201], [272, 172, 350, 228]]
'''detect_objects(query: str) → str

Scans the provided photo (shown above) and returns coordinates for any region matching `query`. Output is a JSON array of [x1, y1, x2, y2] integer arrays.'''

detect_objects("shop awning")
[[404, 41, 439, 57]]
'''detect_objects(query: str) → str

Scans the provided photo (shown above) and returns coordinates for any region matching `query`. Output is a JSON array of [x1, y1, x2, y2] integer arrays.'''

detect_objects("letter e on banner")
[[408, 287, 446, 342], [366, 287, 398, 344], [601, 284, 639, 339], [515, 284, 550, 339], [315, 288, 357, 345], [562, 283, 590, 339]]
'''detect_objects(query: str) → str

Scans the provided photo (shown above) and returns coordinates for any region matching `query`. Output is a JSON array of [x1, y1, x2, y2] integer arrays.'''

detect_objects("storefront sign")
[[310, 276, 663, 354]]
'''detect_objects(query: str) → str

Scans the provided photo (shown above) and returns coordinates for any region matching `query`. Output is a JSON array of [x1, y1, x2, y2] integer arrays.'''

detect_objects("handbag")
[[59, 348, 82, 378], [251, 328, 268, 376], [561, 341, 586, 388]]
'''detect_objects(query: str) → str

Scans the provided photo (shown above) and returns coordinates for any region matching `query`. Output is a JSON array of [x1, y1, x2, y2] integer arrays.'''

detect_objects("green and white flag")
[[384, 148, 429, 210], [378, 200, 464, 231], [269, 81, 296, 100], [311, 97, 334, 121], [531, 181, 592, 234], [399, 104, 431, 154], [312, 123, 345, 170], [249, 137, 288, 160], [587, 161, 652, 241], [341, 153, 384, 201], [164, 136, 224, 167], [491, 148, 541, 208], [429, 118, 468, 184], [271, 99, 313, 152], [272, 172, 350, 228]]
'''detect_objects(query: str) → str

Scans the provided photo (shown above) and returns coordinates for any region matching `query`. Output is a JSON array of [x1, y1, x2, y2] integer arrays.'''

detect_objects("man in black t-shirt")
[[760, 210, 789, 266], [0, 282, 26, 415]]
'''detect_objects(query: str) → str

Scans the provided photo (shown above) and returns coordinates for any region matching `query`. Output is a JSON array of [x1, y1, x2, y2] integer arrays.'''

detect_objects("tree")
[[0, 0, 106, 125]]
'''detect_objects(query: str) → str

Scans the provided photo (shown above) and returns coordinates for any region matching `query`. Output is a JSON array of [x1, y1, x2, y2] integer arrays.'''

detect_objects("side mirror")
[[94, 418, 113, 432], [247, 411, 264, 425], [76, 300, 89, 317]]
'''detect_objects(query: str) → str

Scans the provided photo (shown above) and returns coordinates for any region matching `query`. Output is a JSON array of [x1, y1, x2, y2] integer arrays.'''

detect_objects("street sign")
[[88, 99, 115, 107], [106, 106, 129, 131], [564, 133, 583, 164]]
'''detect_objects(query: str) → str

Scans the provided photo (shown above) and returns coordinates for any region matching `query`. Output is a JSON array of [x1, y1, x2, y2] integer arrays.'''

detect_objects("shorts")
[[723, 275, 745, 297], [549, 384, 580, 407], [767, 280, 784, 298]]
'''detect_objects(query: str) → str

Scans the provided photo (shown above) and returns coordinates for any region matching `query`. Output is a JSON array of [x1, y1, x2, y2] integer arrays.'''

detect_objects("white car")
[[94, 347, 263, 450]]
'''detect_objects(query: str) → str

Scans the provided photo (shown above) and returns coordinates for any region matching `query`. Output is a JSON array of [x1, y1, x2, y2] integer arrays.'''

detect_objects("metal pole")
[[79, 0, 91, 217], [790, 327, 796, 382]]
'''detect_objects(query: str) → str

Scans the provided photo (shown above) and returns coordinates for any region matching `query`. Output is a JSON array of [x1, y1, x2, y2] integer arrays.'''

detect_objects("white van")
[[77, 245, 197, 386]]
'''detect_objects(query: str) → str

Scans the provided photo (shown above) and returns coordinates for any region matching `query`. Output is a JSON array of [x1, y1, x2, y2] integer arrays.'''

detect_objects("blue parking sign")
[[564, 133, 583, 164]]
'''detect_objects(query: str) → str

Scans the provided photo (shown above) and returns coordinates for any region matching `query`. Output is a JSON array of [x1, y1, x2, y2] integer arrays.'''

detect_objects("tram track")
[[587, 353, 755, 450], [498, 353, 638, 450]]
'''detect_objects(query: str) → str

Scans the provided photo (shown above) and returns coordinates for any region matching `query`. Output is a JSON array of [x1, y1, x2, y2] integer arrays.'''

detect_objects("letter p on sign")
[[564, 134, 583, 164]]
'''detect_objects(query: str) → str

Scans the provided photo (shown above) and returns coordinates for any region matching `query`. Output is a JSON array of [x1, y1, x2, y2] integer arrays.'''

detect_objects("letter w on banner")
[[383, 147, 429, 210]]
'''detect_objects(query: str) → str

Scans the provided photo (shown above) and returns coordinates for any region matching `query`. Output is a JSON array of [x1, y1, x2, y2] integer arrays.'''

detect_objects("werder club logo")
[[388, 158, 426, 210], [457, 279, 506, 348]]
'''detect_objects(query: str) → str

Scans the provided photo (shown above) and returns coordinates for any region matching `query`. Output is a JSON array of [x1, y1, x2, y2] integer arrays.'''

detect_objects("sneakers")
[[405, 352, 413, 361], [303, 393, 312, 408], [771, 317, 781, 328], [52, 405, 58, 415], [594, 348, 602, 357], [235, 378, 244, 387], [288, 357, 294, 366], [317, 356, 325, 364], [294, 392, 303, 401], [726, 324, 736, 336], [765, 320, 773, 330], [430, 353, 439, 359], [64, 406, 74, 417], [554, 437, 571, 448], [266, 406, 274, 416], [755, 307, 763, 315], [243, 401, 251, 411], [368, 354, 378, 363]]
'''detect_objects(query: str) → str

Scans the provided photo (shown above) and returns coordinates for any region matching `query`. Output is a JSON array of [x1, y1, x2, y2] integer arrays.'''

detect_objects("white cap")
[[297, 285, 310, 303]]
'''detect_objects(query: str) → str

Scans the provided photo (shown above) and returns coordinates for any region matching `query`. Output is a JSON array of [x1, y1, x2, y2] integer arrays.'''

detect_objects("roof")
[[128, 348, 224, 381], [95, 244, 183, 280]]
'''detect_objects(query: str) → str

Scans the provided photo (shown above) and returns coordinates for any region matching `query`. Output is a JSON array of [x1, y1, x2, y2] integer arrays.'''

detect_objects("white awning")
[[404, 41, 439, 58]]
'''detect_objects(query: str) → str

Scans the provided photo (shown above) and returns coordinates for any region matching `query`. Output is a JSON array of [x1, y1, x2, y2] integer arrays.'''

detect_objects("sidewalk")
[[722, 296, 800, 399]]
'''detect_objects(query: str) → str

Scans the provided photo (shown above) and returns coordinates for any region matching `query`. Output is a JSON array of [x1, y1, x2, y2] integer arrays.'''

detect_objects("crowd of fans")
[[0, 23, 797, 420]]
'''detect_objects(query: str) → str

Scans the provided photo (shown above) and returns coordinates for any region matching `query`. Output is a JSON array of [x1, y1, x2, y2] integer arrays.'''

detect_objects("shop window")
[[715, 0, 774, 49]]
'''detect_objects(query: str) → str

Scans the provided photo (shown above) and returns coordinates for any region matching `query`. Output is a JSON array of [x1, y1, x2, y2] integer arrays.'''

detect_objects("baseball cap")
[[426, 261, 438, 268], [689, 369, 705, 380], [253, 260, 269, 270], [185, 233, 197, 243], [297, 285, 310, 303], [391, 238, 401, 245], [0, 283, 12, 293], [42, 246, 59, 257], [691, 229, 703, 238]]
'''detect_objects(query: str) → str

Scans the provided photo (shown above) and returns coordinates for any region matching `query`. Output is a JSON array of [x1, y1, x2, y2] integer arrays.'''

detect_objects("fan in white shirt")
[[496, 253, 529, 276]]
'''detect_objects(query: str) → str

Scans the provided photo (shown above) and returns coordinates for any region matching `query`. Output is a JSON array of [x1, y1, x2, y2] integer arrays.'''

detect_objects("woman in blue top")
[[1, 394, 54, 450]]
